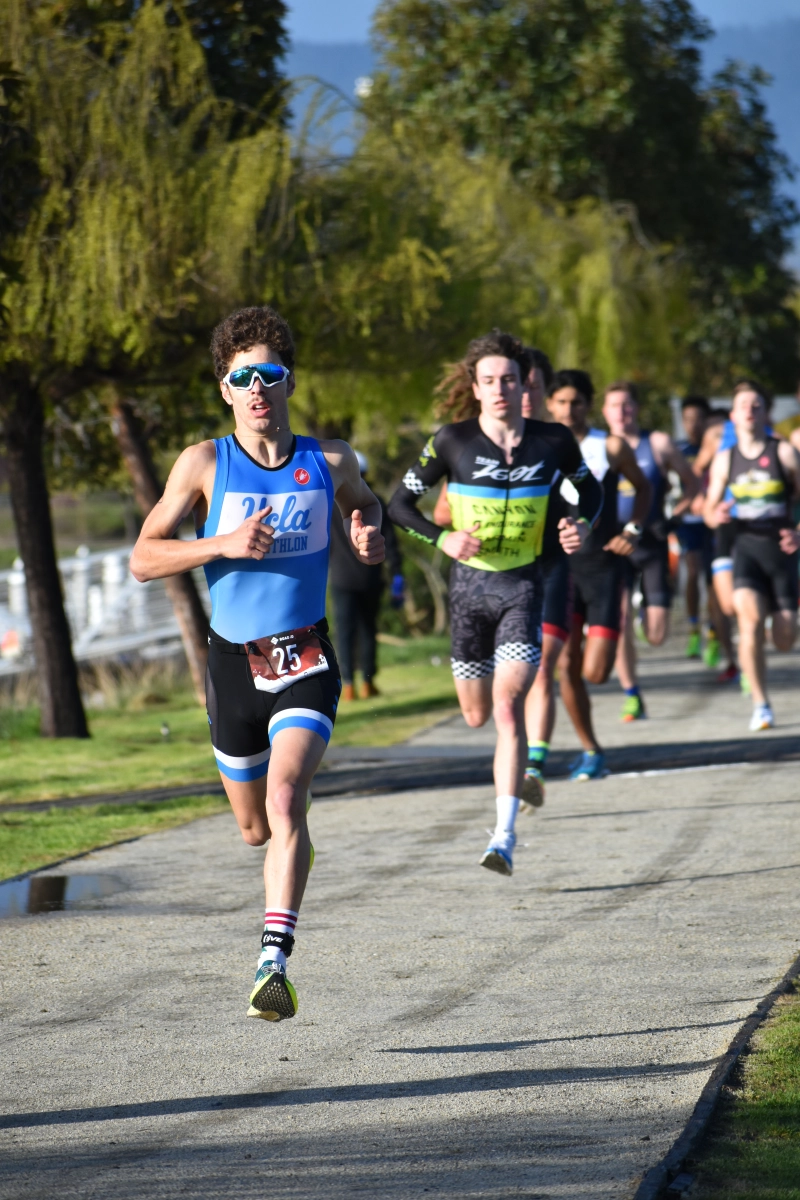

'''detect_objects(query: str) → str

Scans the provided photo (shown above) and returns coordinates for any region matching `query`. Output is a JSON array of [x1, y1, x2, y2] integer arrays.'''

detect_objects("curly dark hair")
[[434, 329, 531, 422], [210, 305, 296, 379], [548, 368, 595, 406]]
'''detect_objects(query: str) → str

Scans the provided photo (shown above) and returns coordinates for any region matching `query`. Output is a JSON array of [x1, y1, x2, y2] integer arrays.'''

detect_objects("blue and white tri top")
[[198, 434, 334, 644], [617, 431, 664, 529]]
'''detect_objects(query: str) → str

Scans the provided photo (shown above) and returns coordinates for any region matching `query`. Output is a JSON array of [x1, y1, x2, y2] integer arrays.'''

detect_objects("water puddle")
[[0, 874, 125, 917]]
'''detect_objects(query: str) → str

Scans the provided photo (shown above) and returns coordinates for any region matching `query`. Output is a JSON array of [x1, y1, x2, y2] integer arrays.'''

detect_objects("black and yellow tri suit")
[[729, 437, 798, 612], [388, 418, 603, 677]]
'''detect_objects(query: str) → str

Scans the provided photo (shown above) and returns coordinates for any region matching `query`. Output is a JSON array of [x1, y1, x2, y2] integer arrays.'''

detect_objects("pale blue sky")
[[285, 0, 800, 44]]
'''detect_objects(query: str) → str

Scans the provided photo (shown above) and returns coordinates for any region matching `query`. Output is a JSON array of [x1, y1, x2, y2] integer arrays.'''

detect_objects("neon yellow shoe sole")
[[247, 968, 298, 1021]]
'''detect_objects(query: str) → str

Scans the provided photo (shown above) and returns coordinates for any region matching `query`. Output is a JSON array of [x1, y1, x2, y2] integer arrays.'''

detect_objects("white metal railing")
[[0, 544, 211, 675]]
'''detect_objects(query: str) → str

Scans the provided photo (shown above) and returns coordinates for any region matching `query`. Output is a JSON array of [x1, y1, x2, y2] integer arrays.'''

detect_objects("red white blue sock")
[[259, 908, 298, 971]]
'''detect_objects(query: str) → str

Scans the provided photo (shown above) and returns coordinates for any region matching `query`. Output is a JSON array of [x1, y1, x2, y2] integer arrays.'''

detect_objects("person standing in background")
[[329, 451, 404, 701]]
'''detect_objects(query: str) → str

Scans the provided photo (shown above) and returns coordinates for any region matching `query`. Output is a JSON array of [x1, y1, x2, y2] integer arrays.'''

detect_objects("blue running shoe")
[[480, 830, 515, 876], [569, 751, 607, 782]]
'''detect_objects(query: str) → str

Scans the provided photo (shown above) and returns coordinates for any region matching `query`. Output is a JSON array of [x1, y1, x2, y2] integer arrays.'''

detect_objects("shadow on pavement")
[[0, 1058, 718, 1130]]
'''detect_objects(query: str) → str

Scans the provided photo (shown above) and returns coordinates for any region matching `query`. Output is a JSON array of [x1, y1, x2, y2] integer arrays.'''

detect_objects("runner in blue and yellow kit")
[[389, 331, 602, 876], [131, 305, 384, 1021]]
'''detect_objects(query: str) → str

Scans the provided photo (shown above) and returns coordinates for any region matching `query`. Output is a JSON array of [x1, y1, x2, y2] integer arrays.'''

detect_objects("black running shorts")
[[712, 522, 736, 578], [733, 532, 799, 613], [205, 624, 342, 783], [570, 550, 623, 640], [620, 533, 671, 609], [449, 561, 543, 680], [541, 551, 573, 643]]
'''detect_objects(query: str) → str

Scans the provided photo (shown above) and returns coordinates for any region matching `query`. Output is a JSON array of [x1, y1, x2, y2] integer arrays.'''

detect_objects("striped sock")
[[260, 907, 298, 970], [527, 740, 549, 767]]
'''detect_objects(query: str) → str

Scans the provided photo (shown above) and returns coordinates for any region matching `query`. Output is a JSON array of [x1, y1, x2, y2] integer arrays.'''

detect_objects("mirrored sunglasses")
[[223, 363, 290, 391]]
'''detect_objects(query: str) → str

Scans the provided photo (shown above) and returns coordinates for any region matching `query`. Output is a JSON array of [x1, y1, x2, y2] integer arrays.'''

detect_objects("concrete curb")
[[3, 732, 799, 814], [634, 949, 800, 1198]]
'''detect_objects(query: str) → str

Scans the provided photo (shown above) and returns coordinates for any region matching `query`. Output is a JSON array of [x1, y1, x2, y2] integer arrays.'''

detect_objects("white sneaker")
[[480, 830, 515, 876], [749, 703, 774, 732]]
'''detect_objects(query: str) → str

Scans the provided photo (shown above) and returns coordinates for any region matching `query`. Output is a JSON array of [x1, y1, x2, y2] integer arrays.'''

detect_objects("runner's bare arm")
[[652, 431, 698, 517], [321, 440, 385, 565], [432, 481, 452, 528], [693, 422, 723, 476], [604, 437, 651, 555], [130, 443, 275, 581], [776, 440, 800, 552], [702, 449, 733, 528]]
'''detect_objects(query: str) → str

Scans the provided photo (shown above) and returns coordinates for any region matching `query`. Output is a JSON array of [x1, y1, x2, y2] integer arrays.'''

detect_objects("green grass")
[[688, 983, 800, 1198], [0, 636, 456, 804], [0, 795, 229, 881], [0, 636, 456, 878]]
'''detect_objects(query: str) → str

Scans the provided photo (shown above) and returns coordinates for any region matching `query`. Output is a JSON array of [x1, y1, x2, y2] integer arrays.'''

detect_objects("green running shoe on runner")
[[520, 765, 545, 811], [620, 693, 646, 722], [248, 959, 298, 1021], [703, 636, 720, 668], [686, 629, 701, 658]]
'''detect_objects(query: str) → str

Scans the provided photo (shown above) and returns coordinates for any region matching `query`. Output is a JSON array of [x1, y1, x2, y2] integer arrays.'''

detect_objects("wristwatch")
[[623, 522, 643, 538]]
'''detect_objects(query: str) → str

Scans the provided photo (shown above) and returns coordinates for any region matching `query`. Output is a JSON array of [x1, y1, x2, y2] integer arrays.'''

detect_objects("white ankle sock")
[[494, 794, 520, 836]]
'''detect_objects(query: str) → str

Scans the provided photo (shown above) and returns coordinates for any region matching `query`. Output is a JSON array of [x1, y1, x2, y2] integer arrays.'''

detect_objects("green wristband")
[[435, 529, 449, 550]]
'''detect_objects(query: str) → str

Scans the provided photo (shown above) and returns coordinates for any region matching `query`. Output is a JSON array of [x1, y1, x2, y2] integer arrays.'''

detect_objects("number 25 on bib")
[[245, 627, 329, 694]]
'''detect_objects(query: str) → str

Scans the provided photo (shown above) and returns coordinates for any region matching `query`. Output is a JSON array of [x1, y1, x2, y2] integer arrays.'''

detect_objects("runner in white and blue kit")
[[131, 306, 385, 1022]]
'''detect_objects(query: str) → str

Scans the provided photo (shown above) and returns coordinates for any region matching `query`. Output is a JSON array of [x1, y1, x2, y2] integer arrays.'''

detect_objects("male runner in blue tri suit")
[[131, 305, 384, 1022], [602, 381, 697, 721]]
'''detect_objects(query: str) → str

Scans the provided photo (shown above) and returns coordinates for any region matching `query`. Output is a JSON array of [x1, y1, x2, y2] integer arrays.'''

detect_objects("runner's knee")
[[267, 780, 308, 826]]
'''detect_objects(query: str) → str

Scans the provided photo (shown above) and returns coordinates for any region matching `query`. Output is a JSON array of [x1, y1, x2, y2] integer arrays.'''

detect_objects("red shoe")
[[717, 664, 739, 684]]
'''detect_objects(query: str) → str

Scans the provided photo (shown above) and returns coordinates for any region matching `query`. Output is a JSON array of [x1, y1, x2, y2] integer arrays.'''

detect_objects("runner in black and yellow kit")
[[704, 379, 800, 730], [389, 331, 602, 876]]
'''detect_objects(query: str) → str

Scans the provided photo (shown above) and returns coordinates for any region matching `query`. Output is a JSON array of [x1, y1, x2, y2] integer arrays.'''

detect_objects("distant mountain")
[[283, 42, 374, 146], [284, 29, 800, 262]]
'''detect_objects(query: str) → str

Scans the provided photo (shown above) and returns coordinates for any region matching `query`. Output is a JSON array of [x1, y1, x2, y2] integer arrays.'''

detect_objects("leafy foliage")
[[368, 0, 799, 390]]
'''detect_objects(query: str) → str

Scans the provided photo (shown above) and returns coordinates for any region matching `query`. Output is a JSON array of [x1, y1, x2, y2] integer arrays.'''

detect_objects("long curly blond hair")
[[434, 330, 531, 422]]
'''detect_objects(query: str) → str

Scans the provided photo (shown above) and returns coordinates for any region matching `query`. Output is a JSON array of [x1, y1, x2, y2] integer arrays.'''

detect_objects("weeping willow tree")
[[0, 0, 291, 721], [278, 133, 695, 469]]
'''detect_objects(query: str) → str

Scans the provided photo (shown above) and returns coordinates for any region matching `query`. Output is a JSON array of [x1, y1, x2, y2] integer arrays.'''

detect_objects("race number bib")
[[245, 626, 330, 694]]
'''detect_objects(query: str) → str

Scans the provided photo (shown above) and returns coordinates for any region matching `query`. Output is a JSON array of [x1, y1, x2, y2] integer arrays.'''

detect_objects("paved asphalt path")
[[2, 639, 800, 1198]]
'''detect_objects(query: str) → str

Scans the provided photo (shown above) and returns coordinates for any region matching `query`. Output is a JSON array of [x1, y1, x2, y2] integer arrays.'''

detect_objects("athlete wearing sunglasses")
[[130, 305, 385, 1023]]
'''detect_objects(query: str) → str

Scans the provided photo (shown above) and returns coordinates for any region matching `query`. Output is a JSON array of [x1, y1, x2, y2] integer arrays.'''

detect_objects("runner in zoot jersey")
[[130, 305, 384, 1021], [544, 371, 650, 780], [388, 330, 603, 877], [704, 379, 800, 731], [430, 345, 567, 809], [602, 381, 697, 722]]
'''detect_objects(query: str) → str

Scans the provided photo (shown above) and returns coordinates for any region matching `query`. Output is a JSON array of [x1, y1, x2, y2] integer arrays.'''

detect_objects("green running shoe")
[[248, 960, 298, 1021], [703, 636, 720, 668], [620, 693, 646, 722], [686, 630, 701, 658], [520, 765, 545, 811]]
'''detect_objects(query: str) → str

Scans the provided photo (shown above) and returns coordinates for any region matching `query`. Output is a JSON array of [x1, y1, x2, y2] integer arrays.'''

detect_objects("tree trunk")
[[3, 377, 89, 737], [110, 396, 209, 703]]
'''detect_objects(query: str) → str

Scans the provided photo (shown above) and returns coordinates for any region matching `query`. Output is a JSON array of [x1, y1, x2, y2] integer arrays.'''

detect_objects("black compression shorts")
[[205, 625, 341, 783], [541, 552, 572, 643], [449, 561, 543, 680], [712, 522, 737, 574], [570, 551, 623, 640], [733, 532, 799, 613], [620, 533, 671, 609]]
